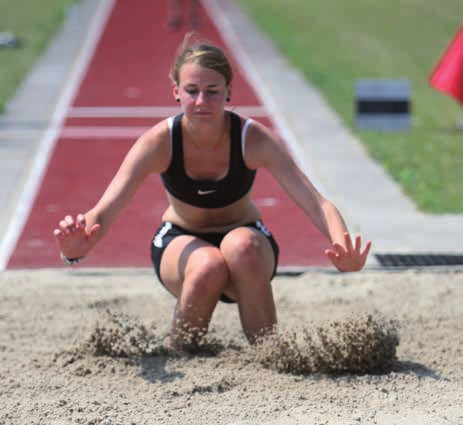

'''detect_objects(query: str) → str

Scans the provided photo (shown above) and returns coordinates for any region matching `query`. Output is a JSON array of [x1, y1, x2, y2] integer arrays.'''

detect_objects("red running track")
[[7, 0, 330, 269]]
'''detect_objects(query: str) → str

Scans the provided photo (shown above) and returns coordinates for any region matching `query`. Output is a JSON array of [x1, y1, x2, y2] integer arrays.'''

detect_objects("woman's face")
[[174, 62, 230, 122]]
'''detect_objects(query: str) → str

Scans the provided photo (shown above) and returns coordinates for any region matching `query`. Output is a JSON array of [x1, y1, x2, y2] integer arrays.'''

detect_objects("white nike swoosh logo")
[[198, 189, 217, 195]]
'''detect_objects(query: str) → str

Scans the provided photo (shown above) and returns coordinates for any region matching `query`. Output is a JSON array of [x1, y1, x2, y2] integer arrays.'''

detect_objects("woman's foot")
[[163, 330, 205, 352], [189, 14, 200, 29], [167, 16, 182, 30]]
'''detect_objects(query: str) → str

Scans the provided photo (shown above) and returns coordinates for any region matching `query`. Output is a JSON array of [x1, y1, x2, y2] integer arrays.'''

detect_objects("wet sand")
[[0, 268, 462, 424]]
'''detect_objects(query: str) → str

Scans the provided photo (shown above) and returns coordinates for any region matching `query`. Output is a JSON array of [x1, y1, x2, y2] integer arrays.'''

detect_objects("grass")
[[236, 0, 463, 213], [0, 0, 78, 113]]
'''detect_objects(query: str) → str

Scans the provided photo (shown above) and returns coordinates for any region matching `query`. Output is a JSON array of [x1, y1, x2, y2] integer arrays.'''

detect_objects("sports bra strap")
[[241, 118, 253, 160]]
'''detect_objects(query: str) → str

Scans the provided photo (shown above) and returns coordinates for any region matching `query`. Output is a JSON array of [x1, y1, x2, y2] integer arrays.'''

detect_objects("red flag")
[[429, 24, 463, 105]]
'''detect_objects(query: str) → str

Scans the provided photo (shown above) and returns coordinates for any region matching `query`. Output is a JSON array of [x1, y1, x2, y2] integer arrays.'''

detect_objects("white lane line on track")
[[61, 126, 147, 139], [68, 105, 268, 118], [0, 0, 116, 270], [61, 105, 270, 139]]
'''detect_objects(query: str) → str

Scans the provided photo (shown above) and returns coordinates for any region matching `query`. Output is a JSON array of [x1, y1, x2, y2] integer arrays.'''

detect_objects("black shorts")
[[150, 220, 279, 304]]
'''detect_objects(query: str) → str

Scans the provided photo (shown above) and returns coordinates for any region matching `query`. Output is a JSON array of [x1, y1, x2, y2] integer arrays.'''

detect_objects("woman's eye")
[[184, 89, 219, 96]]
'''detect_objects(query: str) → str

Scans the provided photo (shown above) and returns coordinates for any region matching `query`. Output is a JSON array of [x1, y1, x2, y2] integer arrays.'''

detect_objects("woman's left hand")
[[325, 233, 372, 272]]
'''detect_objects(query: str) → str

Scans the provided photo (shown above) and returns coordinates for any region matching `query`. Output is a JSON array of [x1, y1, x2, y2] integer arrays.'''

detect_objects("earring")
[[226, 97, 230, 102], [176, 98, 180, 102]]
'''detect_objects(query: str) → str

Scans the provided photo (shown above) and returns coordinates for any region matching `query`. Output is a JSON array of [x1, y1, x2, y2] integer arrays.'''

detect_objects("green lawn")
[[0, 0, 78, 113], [236, 0, 463, 213]]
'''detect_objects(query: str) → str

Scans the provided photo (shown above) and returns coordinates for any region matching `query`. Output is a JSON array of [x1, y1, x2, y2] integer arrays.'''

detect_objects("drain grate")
[[375, 254, 463, 268]]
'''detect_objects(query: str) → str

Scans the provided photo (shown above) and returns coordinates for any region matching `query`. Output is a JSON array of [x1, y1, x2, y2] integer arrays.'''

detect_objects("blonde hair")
[[169, 33, 233, 86]]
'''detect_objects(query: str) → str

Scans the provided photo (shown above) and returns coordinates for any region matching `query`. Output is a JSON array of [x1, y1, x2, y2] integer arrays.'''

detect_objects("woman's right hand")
[[53, 214, 100, 260]]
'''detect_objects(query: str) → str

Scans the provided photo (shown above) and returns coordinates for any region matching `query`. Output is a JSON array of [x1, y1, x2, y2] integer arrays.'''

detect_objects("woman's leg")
[[160, 235, 230, 348], [189, 0, 200, 28], [167, 0, 182, 29], [220, 227, 277, 344]]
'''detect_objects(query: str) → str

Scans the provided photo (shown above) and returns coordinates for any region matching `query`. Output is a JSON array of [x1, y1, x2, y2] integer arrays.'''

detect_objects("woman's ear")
[[227, 84, 232, 102], [173, 84, 180, 102]]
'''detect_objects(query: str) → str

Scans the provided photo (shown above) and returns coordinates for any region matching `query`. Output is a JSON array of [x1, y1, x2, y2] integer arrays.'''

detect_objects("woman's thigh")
[[159, 235, 228, 297]]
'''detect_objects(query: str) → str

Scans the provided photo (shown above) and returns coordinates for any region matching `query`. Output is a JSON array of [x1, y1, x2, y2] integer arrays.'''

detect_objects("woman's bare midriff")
[[161, 192, 261, 233]]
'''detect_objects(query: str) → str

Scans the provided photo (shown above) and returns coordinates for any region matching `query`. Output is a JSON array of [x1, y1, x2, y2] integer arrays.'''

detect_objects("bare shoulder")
[[240, 116, 286, 169], [127, 118, 171, 173], [137, 119, 170, 150]]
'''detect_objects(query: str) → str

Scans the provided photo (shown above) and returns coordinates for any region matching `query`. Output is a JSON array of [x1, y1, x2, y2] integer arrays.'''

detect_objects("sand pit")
[[0, 268, 462, 424]]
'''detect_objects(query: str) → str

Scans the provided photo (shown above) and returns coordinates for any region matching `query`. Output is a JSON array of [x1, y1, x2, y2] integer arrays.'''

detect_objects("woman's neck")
[[183, 112, 228, 150]]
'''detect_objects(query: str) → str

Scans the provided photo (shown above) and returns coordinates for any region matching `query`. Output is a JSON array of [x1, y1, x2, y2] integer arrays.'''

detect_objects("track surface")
[[7, 0, 330, 269]]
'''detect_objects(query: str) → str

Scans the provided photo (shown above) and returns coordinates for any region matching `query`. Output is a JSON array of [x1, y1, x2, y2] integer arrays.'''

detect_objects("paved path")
[[0, 0, 462, 270]]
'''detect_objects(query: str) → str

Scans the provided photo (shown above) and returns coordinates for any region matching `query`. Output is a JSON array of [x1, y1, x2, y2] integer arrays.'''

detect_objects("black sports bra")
[[160, 112, 256, 209]]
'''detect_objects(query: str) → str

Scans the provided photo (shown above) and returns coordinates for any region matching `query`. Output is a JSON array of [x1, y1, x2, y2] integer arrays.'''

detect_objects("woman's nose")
[[195, 91, 207, 104]]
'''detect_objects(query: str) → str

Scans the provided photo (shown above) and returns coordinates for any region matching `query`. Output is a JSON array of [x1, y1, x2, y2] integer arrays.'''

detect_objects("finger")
[[333, 242, 347, 258], [325, 249, 342, 271], [354, 234, 362, 254], [76, 214, 86, 229], [59, 219, 71, 234], [361, 240, 372, 259], [344, 232, 354, 252], [88, 223, 101, 238], [325, 249, 338, 262], [65, 215, 76, 231], [61, 215, 76, 233], [53, 228, 64, 240]]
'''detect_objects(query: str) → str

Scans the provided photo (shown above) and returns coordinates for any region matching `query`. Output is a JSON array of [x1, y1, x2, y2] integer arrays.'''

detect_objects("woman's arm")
[[53, 121, 171, 260], [245, 120, 371, 272]]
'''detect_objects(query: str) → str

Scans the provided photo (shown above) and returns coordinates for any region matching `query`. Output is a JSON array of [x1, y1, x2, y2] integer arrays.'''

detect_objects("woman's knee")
[[184, 249, 229, 297], [221, 228, 273, 274]]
